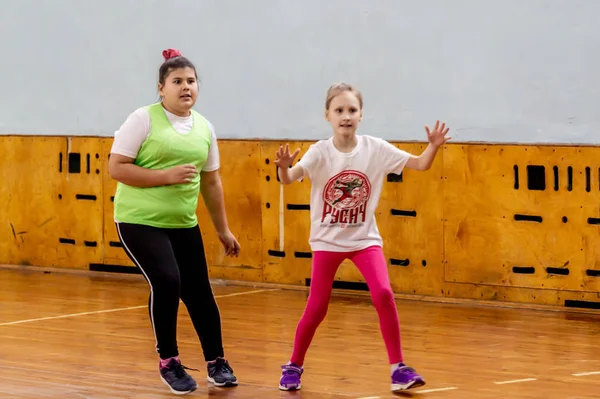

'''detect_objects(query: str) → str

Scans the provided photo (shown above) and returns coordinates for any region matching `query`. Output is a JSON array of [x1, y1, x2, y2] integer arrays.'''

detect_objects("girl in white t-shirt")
[[275, 83, 451, 393]]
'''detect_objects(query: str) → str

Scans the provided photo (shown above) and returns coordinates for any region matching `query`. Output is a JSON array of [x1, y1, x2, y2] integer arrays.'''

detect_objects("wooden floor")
[[1, 268, 600, 399]]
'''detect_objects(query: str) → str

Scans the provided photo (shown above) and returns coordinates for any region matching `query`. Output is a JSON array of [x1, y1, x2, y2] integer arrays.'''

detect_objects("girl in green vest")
[[108, 48, 240, 395]]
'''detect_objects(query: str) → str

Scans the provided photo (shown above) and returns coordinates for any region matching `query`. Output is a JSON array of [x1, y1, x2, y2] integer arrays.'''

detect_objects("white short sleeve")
[[379, 139, 412, 174], [296, 143, 322, 181], [202, 120, 220, 172], [110, 108, 151, 158]]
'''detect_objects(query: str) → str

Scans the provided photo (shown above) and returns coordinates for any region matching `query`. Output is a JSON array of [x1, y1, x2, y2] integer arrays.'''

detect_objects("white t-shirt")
[[297, 135, 412, 252], [110, 106, 220, 172]]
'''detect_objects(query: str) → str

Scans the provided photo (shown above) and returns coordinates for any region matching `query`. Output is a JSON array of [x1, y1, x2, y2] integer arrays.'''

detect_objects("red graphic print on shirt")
[[321, 170, 371, 227]]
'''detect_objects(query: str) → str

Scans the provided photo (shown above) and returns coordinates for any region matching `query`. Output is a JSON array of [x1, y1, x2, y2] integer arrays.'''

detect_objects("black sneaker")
[[159, 358, 198, 395], [207, 358, 238, 387]]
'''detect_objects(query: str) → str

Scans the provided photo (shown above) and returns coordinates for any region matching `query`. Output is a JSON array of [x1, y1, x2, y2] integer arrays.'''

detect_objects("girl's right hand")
[[164, 164, 198, 185], [275, 144, 300, 169]]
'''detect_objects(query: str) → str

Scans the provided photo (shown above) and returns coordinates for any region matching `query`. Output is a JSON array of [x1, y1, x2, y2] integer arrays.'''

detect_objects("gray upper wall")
[[1, 0, 598, 143]]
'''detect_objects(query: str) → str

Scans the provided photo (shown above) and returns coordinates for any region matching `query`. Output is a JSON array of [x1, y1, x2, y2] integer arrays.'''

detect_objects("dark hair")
[[158, 48, 198, 85]]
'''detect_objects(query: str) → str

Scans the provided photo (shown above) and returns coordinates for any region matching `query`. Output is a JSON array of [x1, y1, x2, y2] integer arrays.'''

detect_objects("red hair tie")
[[162, 48, 182, 61]]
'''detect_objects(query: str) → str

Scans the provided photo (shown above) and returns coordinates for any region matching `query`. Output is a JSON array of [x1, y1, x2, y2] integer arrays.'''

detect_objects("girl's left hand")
[[218, 230, 240, 257], [425, 120, 451, 147]]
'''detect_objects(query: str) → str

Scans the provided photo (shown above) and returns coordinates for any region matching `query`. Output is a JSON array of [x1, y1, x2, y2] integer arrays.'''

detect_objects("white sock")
[[390, 362, 402, 373]]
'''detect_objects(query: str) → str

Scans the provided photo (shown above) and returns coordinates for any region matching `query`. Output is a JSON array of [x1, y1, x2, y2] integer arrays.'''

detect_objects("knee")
[[371, 287, 395, 309], [302, 297, 329, 325], [153, 271, 180, 295], [181, 286, 216, 307]]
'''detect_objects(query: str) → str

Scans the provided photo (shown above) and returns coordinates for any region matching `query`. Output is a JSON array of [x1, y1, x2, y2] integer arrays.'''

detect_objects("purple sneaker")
[[391, 363, 425, 391], [279, 363, 303, 391]]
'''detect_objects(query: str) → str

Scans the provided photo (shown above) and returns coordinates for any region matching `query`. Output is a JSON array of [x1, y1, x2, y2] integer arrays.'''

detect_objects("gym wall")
[[1, 0, 599, 309]]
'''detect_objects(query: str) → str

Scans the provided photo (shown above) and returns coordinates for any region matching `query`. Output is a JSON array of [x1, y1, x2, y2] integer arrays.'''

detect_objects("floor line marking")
[[494, 378, 537, 385], [573, 371, 600, 377], [356, 396, 380, 399], [415, 387, 458, 393], [216, 288, 279, 298], [0, 288, 279, 326]]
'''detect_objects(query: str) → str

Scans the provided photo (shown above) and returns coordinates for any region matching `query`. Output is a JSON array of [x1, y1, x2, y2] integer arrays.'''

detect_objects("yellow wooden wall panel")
[[444, 144, 522, 287], [197, 140, 264, 282], [280, 143, 318, 285], [53, 138, 105, 269], [3, 135, 600, 309], [0, 137, 66, 267], [443, 281, 559, 304], [259, 141, 285, 282], [443, 144, 600, 294], [444, 281, 600, 307], [522, 146, 600, 294], [261, 141, 314, 285], [100, 138, 134, 267], [379, 142, 445, 296]]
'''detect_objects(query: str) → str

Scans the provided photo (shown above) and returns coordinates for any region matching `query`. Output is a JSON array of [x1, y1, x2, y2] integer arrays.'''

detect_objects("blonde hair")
[[325, 83, 363, 110]]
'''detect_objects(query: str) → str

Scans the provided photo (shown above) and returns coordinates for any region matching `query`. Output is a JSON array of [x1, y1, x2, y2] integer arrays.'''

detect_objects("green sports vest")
[[113, 102, 212, 228]]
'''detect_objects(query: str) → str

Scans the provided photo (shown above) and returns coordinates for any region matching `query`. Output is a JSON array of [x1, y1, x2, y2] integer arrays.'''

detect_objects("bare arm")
[[108, 154, 169, 187], [277, 164, 305, 185], [200, 170, 230, 234], [405, 143, 441, 171], [405, 120, 450, 170], [108, 153, 199, 188]]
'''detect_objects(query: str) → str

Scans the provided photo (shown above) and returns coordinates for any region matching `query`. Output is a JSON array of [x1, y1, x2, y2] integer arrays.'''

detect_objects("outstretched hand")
[[425, 121, 451, 147], [274, 144, 300, 169]]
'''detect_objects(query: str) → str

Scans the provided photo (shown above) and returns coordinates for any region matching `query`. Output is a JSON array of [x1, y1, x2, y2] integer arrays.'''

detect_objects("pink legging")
[[290, 245, 403, 366]]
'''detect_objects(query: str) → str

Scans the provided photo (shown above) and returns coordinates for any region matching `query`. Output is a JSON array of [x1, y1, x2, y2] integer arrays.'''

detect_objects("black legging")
[[116, 222, 224, 361]]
